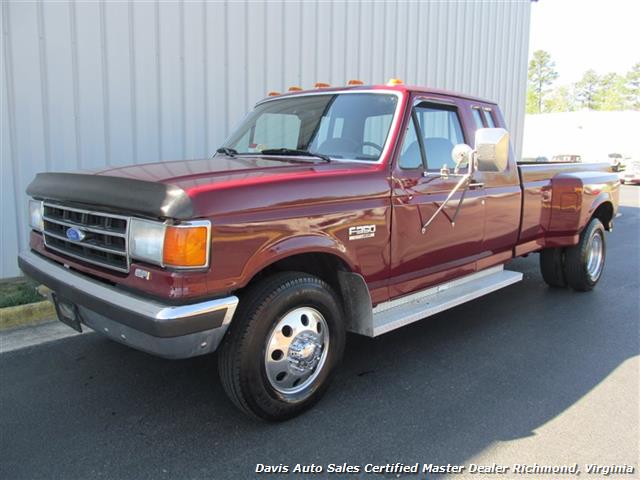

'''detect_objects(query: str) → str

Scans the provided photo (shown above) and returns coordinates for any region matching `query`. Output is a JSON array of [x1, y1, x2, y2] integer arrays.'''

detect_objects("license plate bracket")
[[52, 294, 83, 333]]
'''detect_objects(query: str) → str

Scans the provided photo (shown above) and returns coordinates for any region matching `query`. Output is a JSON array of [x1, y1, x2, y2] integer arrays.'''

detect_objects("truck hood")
[[27, 155, 383, 220], [96, 155, 372, 191]]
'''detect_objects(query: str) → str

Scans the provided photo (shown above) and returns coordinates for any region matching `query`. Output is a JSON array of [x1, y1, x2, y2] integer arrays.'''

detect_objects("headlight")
[[129, 218, 166, 266], [129, 218, 210, 269], [29, 199, 44, 231]]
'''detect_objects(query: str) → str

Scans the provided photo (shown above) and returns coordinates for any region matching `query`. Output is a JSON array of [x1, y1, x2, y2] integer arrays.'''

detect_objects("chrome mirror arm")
[[420, 173, 471, 234]]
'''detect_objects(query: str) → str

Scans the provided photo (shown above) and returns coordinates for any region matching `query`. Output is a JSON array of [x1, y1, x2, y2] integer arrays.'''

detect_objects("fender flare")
[[588, 193, 615, 230], [238, 235, 374, 331], [239, 233, 357, 288]]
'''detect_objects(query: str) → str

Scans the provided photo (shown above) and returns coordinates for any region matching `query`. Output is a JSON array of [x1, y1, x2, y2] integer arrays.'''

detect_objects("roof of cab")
[[257, 83, 497, 106]]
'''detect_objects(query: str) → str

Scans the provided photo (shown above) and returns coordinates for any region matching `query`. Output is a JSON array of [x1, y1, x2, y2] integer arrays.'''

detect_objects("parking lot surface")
[[1, 186, 638, 479]]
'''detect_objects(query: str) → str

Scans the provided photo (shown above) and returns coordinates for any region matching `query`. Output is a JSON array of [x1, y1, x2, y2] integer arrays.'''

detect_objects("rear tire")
[[564, 218, 606, 292], [218, 271, 345, 421], [540, 248, 567, 288]]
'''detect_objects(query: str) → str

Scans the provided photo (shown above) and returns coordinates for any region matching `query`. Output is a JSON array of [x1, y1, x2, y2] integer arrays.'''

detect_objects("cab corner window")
[[398, 117, 422, 169]]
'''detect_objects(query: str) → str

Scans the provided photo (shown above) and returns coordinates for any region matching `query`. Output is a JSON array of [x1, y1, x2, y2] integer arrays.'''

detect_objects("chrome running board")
[[355, 265, 522, 337]]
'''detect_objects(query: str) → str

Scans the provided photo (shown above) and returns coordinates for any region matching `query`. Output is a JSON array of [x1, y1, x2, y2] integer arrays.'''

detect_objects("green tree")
[[526, 89, 538, 114], [574, 70, 600, 109], [625, 62, 640, 109], [544, 85, 575, 112], [596, 73, 627, 110], [527, 50, 559, 113]]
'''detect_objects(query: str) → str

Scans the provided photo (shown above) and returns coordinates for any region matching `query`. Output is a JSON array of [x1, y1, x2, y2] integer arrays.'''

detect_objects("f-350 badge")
[[349, 225, 376, 240]]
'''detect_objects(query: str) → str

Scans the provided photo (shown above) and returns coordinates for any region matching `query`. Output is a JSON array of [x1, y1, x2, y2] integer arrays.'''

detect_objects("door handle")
[[397, 194, 414, 204], [468, 182, 484, 189]]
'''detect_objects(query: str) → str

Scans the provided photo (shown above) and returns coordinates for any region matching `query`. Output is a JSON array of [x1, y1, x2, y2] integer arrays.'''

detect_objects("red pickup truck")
[[19, 83, 619, 420]]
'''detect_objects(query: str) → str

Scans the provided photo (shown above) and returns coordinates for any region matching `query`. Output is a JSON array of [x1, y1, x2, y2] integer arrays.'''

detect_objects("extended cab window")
[[472, 108, 484, 129], [482, 109, 496, 128], [223, 93, 398, 161], [415, 104, 465, 171]]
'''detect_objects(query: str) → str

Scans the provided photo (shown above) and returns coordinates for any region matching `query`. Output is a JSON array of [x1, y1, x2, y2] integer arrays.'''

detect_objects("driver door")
[[390, 100, 486, 298]]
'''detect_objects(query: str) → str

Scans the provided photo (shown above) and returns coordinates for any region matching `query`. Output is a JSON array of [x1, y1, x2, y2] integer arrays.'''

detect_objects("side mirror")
[[475, 128, 510, 172], [451, 143, 474, 174]]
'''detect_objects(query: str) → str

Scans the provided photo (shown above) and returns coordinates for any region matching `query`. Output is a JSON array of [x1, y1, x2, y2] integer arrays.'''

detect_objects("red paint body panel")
[[27, 85, 619, 306]]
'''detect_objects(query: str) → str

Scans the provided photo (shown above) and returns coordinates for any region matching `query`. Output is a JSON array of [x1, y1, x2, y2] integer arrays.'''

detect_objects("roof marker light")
[[267, 91, 281, 96], [387, 78, 404, 86], [347, 79, 364, 85], [314, 82, 330, 89], [288, 86, 303, 92]]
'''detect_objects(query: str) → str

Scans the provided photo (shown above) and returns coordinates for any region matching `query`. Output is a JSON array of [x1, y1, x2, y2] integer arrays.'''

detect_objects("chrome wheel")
[[264, 307, 329, 395], [586, 231, 604, 281]]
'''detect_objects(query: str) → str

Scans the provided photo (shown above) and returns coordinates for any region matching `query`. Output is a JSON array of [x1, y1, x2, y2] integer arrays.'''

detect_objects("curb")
[[0, 300, 56, 332]]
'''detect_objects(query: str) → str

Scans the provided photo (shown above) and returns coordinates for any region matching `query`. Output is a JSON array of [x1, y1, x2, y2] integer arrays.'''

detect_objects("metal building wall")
[[1, 0, 531, 278]]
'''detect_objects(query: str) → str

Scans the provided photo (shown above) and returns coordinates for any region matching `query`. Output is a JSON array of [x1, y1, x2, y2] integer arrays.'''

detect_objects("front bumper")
[[18, 250, 238, 359]]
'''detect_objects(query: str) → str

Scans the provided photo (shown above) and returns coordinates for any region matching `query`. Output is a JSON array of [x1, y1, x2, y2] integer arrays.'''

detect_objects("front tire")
[[218, 272, 345, 421], [564, 218, 606, 291]]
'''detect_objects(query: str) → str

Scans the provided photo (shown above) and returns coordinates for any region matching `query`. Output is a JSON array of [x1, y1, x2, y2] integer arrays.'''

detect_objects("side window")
[[415, 105, 465, 171], [250, 113, 301, 150], [482, 109, 496, 128], [398, 116, 422, 169], [472, 108, 485, 129]]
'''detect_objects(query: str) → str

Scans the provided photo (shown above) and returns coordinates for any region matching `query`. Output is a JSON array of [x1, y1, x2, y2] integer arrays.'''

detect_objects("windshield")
[[222, 93, 398, 161]]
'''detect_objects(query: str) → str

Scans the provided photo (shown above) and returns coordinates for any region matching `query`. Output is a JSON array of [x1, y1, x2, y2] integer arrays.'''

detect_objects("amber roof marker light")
[[267, 91, 281, 96], [347, 79, 364, 85], [314, 82, 330, 89], [288, 86, 303, 92], [386, 78, 404, 86]]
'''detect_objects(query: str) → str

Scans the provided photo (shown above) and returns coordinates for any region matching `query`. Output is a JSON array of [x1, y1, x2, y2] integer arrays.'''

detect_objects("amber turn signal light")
[[163, 225, 209, 267]]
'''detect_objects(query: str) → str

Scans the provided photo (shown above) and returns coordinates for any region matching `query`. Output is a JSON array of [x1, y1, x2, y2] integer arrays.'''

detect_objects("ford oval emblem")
[[66, 227, 86, 242]]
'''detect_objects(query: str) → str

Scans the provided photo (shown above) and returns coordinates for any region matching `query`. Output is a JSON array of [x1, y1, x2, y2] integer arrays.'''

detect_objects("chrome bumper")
[[18, 250, 238, 359]]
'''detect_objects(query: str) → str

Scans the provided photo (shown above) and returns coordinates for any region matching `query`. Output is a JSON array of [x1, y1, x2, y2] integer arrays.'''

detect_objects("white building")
[[522, 111, 640, 164], [1, 0, 532, 278]]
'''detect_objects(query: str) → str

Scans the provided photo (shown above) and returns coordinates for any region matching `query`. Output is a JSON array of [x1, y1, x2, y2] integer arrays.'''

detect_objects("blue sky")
[[529, 0, 639, 83]]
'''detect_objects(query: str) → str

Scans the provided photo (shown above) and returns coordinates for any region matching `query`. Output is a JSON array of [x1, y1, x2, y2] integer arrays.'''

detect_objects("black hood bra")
[[27, 172, 193, 220]]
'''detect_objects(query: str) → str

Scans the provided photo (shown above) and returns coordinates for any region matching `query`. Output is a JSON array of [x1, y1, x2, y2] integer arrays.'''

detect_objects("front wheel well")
[[592, 201, 614, 231], [245, 252, 351, 296], [241, 252, 373, 336]]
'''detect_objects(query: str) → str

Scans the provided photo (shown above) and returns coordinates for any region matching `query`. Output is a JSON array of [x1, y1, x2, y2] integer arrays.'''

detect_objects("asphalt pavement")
[[1, 186, 638, 480]]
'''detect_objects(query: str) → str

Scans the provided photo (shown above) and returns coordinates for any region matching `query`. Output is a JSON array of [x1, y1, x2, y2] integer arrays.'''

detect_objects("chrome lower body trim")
[[18, 250, 238, 358], [79, 306, 229, 359], [348, 265, 523, 337]]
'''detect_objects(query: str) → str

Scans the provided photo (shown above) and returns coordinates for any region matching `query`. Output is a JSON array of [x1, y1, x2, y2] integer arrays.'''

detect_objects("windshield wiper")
[[216, 147, 238, 157], [260, 148, 331, 163]]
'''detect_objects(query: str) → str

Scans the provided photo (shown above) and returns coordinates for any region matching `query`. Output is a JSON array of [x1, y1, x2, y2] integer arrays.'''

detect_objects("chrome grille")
[[42, 202, 130, 273]]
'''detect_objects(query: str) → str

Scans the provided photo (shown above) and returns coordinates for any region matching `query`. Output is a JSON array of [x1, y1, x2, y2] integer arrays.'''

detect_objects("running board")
[[356, 265, 523, 337]]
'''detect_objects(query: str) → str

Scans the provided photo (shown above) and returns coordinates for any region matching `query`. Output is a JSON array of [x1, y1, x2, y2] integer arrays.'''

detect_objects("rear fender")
[[549, 172, 619, 238]]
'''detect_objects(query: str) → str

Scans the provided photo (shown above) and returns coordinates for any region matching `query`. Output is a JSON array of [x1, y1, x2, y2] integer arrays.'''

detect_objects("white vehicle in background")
[[621, 159, 640, 185], [551, 154, 581, 163]]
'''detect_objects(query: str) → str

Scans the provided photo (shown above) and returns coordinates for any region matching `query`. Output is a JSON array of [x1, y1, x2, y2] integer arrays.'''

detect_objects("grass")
[[0, 279, 43, 308]]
